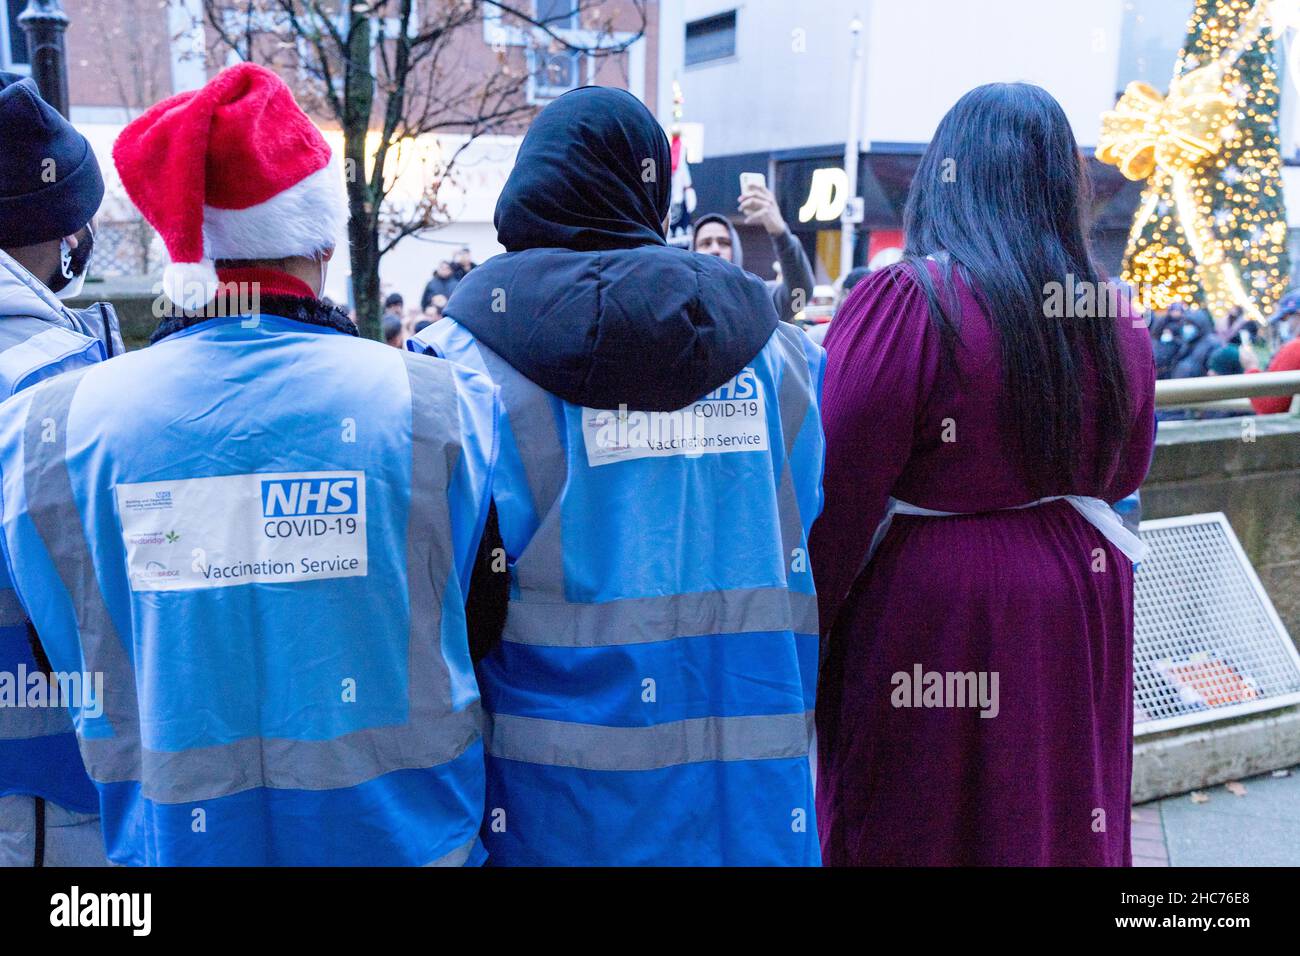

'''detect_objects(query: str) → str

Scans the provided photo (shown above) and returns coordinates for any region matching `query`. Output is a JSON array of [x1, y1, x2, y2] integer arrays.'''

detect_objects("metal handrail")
[[1155, 370, 1300, 409]]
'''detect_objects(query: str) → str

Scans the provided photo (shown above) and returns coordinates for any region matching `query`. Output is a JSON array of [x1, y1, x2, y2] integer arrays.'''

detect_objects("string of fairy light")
[[1118, 0, 1289, 318]]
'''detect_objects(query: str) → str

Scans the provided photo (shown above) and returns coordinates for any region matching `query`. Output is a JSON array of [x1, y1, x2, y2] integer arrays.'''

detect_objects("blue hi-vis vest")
[[0, 314, 500, 866], [411, 318, 826, 865], [0, 314, 111, 814]]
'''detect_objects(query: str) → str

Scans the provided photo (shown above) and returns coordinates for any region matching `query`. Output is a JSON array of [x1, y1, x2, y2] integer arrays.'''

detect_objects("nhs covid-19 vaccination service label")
[[115, 471, 367, 591], [582, 367, 769, 467]]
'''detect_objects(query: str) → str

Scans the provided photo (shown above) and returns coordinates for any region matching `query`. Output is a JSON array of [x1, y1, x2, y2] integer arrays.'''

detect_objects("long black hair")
[[902, 82, 1130, 492]]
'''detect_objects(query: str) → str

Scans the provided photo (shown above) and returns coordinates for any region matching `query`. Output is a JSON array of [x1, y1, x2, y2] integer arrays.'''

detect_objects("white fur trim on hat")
[[162, 259, 219, 311], [202, 163, 347, 262]]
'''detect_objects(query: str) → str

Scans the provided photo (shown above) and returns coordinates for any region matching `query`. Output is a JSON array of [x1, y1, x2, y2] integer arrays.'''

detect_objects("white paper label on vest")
[[115, 471, 367, 592], [581, 367, 769, 467]]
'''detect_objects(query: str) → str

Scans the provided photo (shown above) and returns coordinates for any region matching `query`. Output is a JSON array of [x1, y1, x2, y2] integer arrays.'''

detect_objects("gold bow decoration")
[[1096, 39, 1273, 324], [1097, 65, 1235, 182]]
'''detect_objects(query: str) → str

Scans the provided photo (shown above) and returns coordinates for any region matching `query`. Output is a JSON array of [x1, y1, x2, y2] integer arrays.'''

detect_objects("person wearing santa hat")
[[0, 62, 507, 866], [0, 70, 123, 868]]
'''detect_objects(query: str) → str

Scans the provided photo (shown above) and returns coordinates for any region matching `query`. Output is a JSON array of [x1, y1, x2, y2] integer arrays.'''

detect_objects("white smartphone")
[[740, 172, 766, 194]]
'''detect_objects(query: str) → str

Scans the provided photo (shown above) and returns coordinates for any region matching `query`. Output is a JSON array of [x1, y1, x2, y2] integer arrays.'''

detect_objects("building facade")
[[657, 0, 1300, 286], [1, 0, 657, 310]]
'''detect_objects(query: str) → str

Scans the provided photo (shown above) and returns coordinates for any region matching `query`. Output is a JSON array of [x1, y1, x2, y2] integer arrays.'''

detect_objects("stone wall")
[[66, 278, 160, 350]]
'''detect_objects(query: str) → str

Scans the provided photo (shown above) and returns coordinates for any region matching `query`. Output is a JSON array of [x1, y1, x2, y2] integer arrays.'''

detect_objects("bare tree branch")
[[195, 0, 647, 339]]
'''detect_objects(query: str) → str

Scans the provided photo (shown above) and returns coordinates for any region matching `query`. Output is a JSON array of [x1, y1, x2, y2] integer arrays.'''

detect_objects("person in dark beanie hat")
[[0, 72, 122, 869], [1208, 344, 1244, 377], [0, 73, 106, 295]]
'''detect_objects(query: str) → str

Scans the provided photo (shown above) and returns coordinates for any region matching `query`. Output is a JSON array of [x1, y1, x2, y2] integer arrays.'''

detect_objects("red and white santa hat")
[[113, 62, 346, 310]]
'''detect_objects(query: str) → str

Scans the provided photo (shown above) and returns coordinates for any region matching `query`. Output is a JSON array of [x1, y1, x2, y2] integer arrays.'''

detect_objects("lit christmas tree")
[[1100, 0, 1290, 319]]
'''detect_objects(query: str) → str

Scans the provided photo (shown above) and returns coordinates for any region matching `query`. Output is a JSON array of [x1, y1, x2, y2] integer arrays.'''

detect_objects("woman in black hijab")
[[410, 86, 826, 867], [445, 86, 775, 410], [494, 87, 671, 253]]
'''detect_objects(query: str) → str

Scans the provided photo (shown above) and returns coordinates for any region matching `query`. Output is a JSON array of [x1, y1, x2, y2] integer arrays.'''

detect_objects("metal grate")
[[91, 220, 165, 279], [1134, 513, 1300, 736]]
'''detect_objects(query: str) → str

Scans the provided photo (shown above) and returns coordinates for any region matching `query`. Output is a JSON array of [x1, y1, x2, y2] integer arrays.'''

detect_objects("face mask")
[[50, 224, 95, 299], [1181, 323, 1199, 342]]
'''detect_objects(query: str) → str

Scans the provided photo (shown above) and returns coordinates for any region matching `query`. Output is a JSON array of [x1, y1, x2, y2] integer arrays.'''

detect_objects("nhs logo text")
[[261, 477, 358, 518], [699, 367, 758, 402]]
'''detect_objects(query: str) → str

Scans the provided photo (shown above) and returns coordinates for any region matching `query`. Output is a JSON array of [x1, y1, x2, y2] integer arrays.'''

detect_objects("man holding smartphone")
[[693, 174, 816, 325]]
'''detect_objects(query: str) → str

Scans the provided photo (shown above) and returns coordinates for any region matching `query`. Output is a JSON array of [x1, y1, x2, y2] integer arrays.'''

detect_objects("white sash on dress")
[[865, 494, 1147, 566]]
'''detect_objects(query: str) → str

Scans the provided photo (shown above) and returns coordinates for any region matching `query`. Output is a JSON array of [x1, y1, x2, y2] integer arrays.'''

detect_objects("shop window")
[[530, 47, 584, 102]]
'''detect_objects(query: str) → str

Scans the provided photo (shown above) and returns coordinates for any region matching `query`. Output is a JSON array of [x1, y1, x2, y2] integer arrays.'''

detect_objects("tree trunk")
[[347, 203, 382, 341], [343, 10, 381, 340]]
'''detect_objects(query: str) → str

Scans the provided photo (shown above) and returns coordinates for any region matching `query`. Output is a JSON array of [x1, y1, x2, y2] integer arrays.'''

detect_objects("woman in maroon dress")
[[812, 83, 1156, 866]]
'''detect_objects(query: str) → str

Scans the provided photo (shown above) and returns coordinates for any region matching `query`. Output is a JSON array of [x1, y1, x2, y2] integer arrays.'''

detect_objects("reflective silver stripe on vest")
[[97, 704, 483, 804], [0, 698, 77, 740], [23, 353, 481, 804], [503, 587, 819, 648], [0, 585, 78, 739], [23, 370, 143, 782], [774, 324, 813, 575], [487, 710, 814, 772], [0, 322, 96, 393], [472, 342, 567, 598], [400, 350, 462, 713], [473, 343, 565, 521]]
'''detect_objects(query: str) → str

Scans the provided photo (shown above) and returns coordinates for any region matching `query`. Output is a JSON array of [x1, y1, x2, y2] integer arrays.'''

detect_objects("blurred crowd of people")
[[377, 246, 479, 348], [1144, 294, 1300, 418]]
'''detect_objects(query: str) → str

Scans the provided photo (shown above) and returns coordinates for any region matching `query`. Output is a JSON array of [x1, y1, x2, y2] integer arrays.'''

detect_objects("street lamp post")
[[840, 16, 866, 278], [18, 0, 71, 118]]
